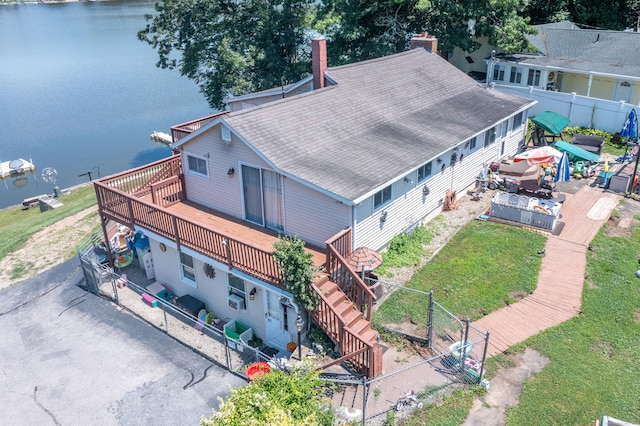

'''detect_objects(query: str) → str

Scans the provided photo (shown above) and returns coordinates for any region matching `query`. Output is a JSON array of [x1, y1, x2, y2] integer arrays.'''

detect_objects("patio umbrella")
[[554, 151, 571, 183], [514, 146, 563, 165], [347, 247, 382, 272], [621, 109, 638, 140]]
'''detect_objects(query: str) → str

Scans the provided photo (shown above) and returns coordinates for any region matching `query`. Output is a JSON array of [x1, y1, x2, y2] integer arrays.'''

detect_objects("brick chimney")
[[410, 32, 438, 53], [312, 37, 327, 90]]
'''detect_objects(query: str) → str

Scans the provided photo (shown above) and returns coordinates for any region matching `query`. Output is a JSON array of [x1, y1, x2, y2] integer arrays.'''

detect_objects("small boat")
[[0, 158, 36, 180], [150, 131, 173, 145]]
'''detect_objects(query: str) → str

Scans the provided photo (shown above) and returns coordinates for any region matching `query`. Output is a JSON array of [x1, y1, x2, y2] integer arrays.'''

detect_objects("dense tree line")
[[138, 0, 640, 109]]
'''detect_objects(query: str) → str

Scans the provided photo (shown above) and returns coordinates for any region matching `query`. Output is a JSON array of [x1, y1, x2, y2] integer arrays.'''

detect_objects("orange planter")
[[246, 362, 271, 381], [286, 341, 297, 353]]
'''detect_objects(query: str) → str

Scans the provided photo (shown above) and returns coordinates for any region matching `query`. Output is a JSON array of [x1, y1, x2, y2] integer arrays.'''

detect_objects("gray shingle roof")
[[225, 49, 533, 202], [522, 23, 640, 77]]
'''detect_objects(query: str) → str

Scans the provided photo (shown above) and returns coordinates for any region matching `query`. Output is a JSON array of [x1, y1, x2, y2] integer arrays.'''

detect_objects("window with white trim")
[[509, 67, 523, 84], [221, 125, 231, 142], [500, 120, 508, 138], [228, 274, 246, 306], [484, 127, 497, 148], [417, 162, 432, 182], [179, 252, 197, 287], [373, 185, 392, 210], [512, 112, 524, 131], [468, 136, 477, 152], [186, 154, 208, 177], [493, 64, 505, 82], [527, 69, 541, 86]]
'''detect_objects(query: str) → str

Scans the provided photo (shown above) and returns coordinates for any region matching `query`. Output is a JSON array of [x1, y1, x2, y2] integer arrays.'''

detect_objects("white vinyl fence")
[[497, 85, 639, 134]]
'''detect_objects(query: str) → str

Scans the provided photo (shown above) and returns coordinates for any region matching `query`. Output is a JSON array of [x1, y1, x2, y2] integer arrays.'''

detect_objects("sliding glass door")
[[241, 165, 284, 232]]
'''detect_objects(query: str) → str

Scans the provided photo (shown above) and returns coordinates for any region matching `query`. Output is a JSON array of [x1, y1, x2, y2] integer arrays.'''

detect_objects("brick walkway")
[[472, 184, 620, 357]]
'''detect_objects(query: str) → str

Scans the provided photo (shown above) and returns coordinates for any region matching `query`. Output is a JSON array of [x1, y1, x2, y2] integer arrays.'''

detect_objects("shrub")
[[273, 235, 321, 310], [563, 126, 613, 144], [202, 364, 334, 426]]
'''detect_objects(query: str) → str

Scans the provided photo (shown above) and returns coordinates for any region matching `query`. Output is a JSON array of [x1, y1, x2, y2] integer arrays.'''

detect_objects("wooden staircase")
[[311, 276, 382, 377], [315, 278, 379, 345], [311, 227, 384, 378]]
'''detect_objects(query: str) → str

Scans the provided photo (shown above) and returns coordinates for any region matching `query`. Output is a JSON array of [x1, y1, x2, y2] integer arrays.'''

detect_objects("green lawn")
[[0, 185, 98, 262], [390, 215, 640, 425], [374, 221, 546, 327], [503, 221, 640, 425]]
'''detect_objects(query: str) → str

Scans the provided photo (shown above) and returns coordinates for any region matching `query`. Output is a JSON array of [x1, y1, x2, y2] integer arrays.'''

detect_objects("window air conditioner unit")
[[227, 294, 245, 311]]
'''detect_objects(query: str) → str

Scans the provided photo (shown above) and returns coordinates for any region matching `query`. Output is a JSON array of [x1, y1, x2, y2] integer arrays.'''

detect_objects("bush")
[[563, 126, 613, 144], [202, 364, 334, 426], [378, 226, 433, 273], [273, 235, 321, 310]]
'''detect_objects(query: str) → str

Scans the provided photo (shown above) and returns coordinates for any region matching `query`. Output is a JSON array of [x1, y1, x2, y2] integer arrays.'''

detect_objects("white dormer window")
[[221, 125, 231, 142]]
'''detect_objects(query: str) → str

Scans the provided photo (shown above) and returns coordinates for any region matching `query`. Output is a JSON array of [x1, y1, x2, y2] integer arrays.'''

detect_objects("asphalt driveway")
[[0, 259, 244, 425]]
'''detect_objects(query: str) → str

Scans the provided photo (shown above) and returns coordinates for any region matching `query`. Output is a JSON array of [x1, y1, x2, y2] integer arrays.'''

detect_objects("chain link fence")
[[77, 238, 273, 379], [78, 237, 489, 424]]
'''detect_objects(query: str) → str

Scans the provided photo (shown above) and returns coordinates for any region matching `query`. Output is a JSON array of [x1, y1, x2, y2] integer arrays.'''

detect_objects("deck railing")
[[101, 155, 182, 197], [150, 175, 185, 208], [325, 229, 376, 321], [94, 158, 283, 286], [170, 112, 228, 142], [311, 276, 382, 377]]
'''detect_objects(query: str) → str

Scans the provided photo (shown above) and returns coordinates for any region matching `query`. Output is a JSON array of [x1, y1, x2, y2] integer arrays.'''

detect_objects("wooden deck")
[[472, 184, 620, 357], [164, 199, 326, 268]]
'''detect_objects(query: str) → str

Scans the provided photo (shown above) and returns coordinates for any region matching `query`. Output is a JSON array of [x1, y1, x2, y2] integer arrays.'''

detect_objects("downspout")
[[351, 204, 357, 249], [587, 74, 593, 98]]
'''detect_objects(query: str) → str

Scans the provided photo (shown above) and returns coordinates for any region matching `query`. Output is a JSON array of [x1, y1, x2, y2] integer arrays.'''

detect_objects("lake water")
[[0, 0, 212, 209]]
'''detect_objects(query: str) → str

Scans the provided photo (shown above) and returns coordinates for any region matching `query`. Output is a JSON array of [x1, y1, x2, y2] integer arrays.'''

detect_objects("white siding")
[[182, 125, 351, 247], [182, 126, 270, 218], [283, 178, 351, 247], [149, 238, 272, 341], [353, 115, 527, 250]]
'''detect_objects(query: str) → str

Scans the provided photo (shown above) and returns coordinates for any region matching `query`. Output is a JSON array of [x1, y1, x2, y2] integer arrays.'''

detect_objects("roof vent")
[[594, 33, 600, 43]]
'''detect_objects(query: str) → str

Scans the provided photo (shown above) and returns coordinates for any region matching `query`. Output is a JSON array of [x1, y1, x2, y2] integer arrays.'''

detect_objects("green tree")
[[315, 0, 431, 64], [273, 235, 321, 311], [202, 365, 334, 425], [138, 0, 313, 109], [423, 0, 536, 54], [523, 0, 570, 25], [568, 0, 638, 30]]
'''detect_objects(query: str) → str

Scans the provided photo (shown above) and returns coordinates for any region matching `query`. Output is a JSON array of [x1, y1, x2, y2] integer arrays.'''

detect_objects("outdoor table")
[[175, 294, 205, 317]]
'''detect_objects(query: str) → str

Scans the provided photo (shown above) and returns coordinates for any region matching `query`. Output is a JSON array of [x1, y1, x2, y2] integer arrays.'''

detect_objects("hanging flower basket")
[[246, 362, 271, 381]]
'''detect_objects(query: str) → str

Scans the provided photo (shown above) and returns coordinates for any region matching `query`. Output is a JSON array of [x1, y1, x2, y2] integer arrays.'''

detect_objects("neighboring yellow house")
[[449, 21, 640, 106]]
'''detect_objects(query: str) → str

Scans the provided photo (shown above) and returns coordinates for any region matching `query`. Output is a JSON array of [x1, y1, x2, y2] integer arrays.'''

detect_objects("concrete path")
[[472, 184, 620, 357], [0, 259, 244, 425]]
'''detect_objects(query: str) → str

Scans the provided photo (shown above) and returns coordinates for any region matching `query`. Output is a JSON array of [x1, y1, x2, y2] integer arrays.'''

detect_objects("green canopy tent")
[[554, 141, 600, 163], [528, 111, 571, 147]]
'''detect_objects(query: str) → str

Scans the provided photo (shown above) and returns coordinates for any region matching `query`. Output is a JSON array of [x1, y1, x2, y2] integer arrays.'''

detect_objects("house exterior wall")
[[560, 73, 590, 96], [181, 125, 271, 217], [148, 237, 269, 341], [282, 177, 351, 248], [589, 76, 616, 100], [489, 63, 639, 105], [448, 37, 496, 75], [353, 115, 527, 251], [181, 123, 351, 247]]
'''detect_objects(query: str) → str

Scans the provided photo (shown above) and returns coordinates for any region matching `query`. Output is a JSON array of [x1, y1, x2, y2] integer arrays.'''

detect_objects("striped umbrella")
[[554, 151, 571, 183]]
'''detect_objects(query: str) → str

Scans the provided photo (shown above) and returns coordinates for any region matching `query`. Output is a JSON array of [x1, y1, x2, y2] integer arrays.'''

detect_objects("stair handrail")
[[310, 276, 381, 377]]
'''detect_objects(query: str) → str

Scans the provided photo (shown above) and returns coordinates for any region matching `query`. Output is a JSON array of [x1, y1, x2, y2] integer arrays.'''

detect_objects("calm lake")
[[0, 0, 212, 209]]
